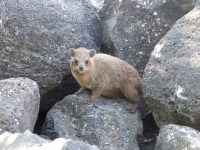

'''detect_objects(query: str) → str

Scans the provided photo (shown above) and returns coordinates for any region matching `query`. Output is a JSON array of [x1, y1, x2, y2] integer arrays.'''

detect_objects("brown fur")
[[70, 47, 142, 110]]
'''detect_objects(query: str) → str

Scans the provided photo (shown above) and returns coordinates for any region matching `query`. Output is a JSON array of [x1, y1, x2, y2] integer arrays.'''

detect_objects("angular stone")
[[42, 92, 142, 150], [142, 6, 200, 130], [99, 0, 196, 75], [0, 77, 40, 133], [0, 0, 102, 111], [0, 130, 99, 150], [155, 124, 200, 150]]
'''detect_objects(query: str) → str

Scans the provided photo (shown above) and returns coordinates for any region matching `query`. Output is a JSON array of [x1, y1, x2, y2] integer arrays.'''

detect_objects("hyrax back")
[[69, 47, 141, 109]]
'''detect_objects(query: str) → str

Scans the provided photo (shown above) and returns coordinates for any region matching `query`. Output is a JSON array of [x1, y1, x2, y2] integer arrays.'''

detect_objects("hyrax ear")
[[89, 49, 96, 57], [69, 48, 75, 57]]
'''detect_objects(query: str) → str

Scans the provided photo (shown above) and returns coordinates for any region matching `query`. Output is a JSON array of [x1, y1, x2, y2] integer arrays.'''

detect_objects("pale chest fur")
[[72, 71, 94, 89]]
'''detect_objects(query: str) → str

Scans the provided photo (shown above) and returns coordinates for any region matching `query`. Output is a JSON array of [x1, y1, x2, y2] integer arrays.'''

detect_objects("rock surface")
[[99, 0, 196, 75], [142, 6, 200, 130], [0, 0, 101, 112], [155, 124, 200, 150], [42, 92, 142, 150], [0, 130, 99, 150], [0, 77, 40, 133]]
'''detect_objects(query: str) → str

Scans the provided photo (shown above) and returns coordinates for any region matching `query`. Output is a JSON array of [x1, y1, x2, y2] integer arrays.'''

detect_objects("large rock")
[[0, 0, 101, 112], [0, 130, 99, 150], [142, 6, 200, 130], [42, 92, 142, 150], [99, 0, 197, 75], [155, 124, 200, 150], [0, 77, 40, 133]]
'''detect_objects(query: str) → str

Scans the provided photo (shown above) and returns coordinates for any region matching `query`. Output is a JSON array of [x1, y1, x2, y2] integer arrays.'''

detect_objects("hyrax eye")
[[85, 60, 89, 65], [74, 59, 79, 64]]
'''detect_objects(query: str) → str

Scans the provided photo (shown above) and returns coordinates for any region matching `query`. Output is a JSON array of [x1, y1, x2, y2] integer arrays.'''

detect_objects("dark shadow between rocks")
[[137, 113, 159, 150], [100, 39, 117, 56], [33, 74, 79, 134], [137, 95, 160, 150]]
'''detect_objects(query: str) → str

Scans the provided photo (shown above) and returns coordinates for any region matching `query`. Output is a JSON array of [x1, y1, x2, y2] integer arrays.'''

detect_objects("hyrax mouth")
[[78, 69, 85, 74]]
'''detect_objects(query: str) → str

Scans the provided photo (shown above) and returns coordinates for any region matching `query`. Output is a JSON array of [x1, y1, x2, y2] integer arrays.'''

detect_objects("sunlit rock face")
[[155, 124, 200, 150], [142, 6, 200, 130], [0, 130, 100, 150], [98, 0, 196, 75], [0, 77, 40, 133]]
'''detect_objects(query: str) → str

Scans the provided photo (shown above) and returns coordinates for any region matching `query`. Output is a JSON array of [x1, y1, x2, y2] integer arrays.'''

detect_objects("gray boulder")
[[0, 0, 101, 111], [0, 77, 40, 133], [155, 124, 200, 150], [42, 92, 142, 150], [142, 6, 200, 130], [99, 0, 197, 75], [0, 130, 99, 150]]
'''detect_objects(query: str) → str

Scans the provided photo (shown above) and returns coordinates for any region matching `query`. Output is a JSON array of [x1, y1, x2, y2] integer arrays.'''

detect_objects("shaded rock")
[[42, 92, 142, 150], [142, 6, 200, 130], [99, 0, 196, 75], [0, 0, 102, 112], [137, 113, 159, 150], [0, 77, 40, 133], [0, 130, 99, 150], [155, 124, 200, 150]]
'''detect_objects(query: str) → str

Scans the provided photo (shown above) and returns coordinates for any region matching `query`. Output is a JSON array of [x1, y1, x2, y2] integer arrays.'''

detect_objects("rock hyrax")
[[69, 47, 142, 110]]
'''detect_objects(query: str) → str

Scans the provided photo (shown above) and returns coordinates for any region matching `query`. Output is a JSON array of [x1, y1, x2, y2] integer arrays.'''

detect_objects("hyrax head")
[[69, 47, 96, 74]]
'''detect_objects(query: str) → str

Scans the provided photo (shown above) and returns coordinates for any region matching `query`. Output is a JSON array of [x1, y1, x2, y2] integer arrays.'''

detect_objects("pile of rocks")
[[0, 0, 199, 150]]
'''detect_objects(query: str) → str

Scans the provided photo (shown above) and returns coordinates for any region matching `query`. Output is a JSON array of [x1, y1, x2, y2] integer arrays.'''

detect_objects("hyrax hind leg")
[[122, 78, 140, 113]]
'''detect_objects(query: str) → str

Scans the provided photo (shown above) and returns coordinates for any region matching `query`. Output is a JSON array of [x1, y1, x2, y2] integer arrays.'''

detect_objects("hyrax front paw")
[[74, 87, 86, 95], [131, 104, 138, 113], [74, 91, 81, 95], [88, 98, 98, 108]]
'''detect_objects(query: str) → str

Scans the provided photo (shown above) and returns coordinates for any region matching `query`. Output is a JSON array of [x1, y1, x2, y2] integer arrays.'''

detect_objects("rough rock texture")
[[42, 92, 142, 150], [87, 0, 105, 10], [0, 77, 40, 133], [142, 6, 200, 130], [0, 0, 101, 112], [0, 130, 99, 150], [99, 0, 197, 75], [155, 124, 200, 150]]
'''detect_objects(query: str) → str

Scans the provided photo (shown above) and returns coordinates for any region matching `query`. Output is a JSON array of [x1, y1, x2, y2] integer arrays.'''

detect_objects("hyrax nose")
[[79, 65, 84, 71]]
